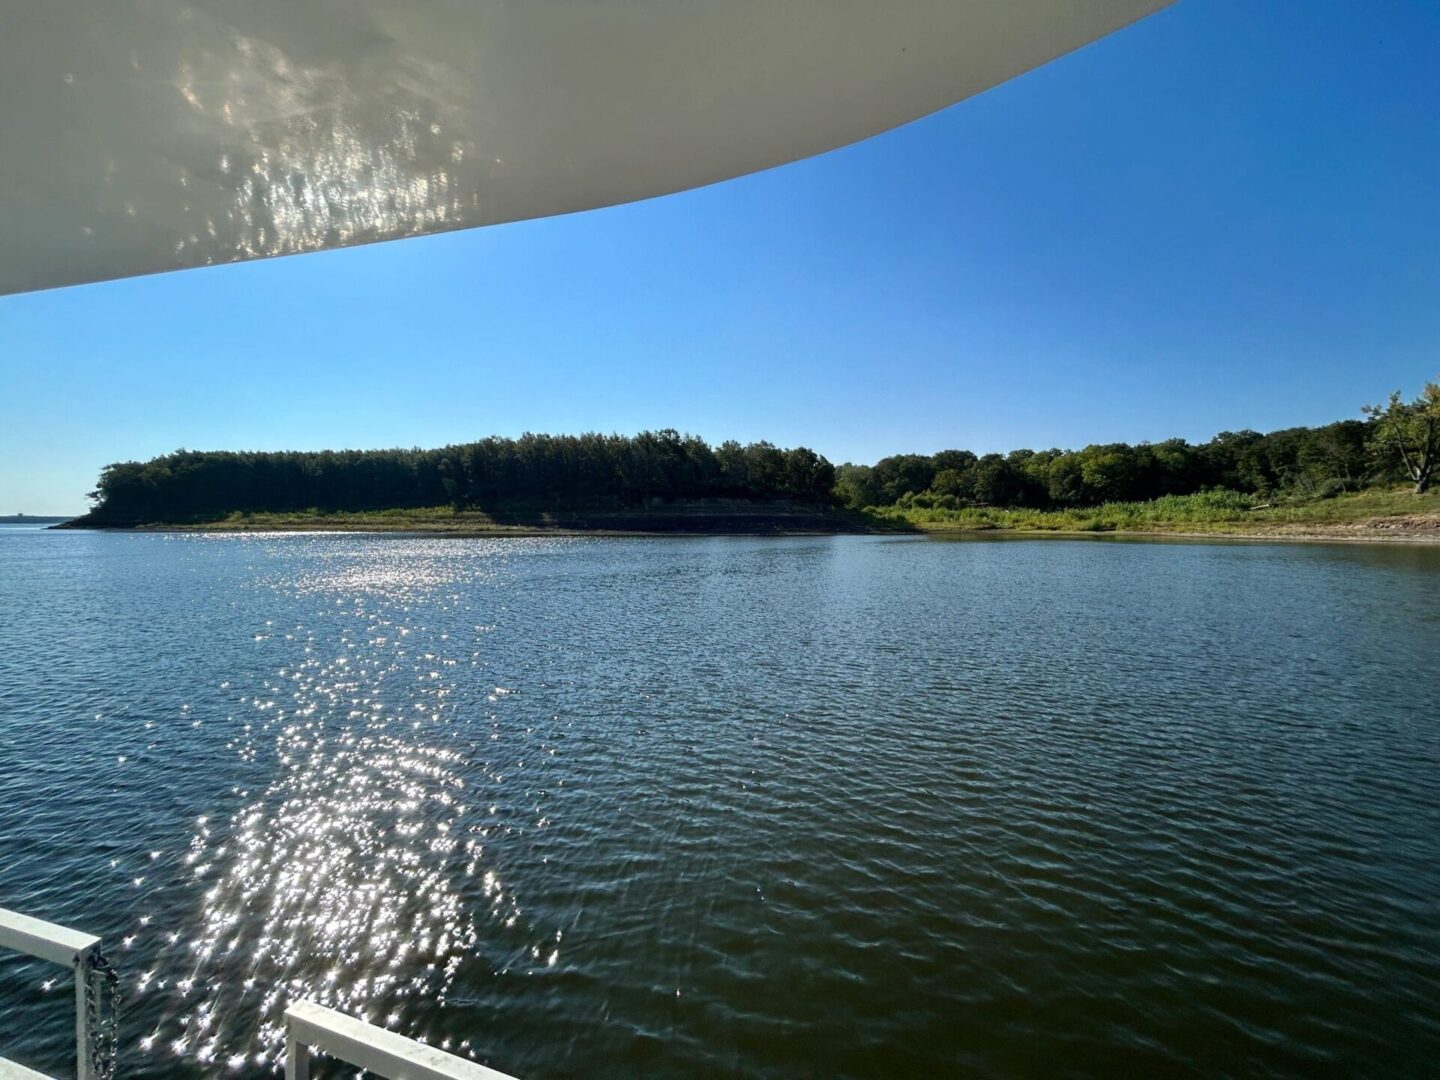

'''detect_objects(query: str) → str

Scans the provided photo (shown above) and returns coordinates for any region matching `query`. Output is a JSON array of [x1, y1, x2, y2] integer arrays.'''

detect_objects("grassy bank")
[[868, 487, 1440, 540], [59, 489, 1440, 542], [63, 500, 895, 536]]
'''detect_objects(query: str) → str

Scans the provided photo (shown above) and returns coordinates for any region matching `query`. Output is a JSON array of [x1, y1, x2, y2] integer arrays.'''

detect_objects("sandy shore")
[[919, 513, 1440, 545], [1164, 514, 1440, 544]]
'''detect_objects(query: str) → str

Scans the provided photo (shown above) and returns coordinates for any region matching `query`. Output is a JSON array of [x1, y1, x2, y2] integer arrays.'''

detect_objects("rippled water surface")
[[2, 527, 1438, 1077]]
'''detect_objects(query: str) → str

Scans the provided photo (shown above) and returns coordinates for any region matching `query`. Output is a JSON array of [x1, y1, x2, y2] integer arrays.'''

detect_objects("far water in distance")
[[1, 525, 1438, 1077]]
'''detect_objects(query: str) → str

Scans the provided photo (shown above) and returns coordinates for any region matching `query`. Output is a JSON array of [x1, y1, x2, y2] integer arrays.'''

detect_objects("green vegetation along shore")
[[80, 489, 1440, 542], [103, 500, 884, 536], [64, 379, 1440, 541], [871, 487, 1440, 542], [71, 431, 838, 528]]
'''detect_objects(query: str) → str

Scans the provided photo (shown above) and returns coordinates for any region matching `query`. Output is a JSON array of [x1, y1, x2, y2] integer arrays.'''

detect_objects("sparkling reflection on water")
[[139, 539, 554, 1071], [1, 529, 1439, 1077]]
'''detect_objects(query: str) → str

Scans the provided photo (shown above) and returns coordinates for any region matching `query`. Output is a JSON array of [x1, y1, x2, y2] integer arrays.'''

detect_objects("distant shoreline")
[[55, 488, 1440, 545], [923, 524, 1440, 546], [870, 488, 1440, 545], [58, 502, 894, 537], [55, 510, 1440, 545]]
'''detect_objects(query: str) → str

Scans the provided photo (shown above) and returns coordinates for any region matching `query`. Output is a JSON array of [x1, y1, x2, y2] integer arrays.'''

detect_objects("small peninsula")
[[65, 383, 1440, 542]]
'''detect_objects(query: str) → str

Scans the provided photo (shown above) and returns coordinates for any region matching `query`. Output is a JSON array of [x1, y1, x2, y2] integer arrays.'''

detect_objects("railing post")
[[287, 1032, 311, 1080], [75, 955, 92, 1080], [1, 907, 105, 1079]]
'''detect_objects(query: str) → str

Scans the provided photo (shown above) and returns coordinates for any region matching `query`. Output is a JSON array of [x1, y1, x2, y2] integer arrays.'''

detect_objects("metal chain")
[[83, 947, 121, 1080]]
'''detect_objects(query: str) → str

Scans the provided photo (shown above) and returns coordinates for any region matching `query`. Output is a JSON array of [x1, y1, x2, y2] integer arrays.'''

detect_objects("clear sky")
[[3, 0, 1438, 516]]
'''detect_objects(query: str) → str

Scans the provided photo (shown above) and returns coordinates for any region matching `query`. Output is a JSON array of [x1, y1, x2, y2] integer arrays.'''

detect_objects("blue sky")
[[3, 0, 1438, 515]]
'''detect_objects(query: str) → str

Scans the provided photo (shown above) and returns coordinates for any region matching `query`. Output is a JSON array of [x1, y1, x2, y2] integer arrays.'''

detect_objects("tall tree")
[[85, 432, 838, 523], [1365, 378, 1440, 494]]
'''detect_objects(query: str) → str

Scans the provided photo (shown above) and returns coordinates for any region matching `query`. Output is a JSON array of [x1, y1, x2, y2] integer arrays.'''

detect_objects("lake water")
[[1, 526, 1438, 1077]]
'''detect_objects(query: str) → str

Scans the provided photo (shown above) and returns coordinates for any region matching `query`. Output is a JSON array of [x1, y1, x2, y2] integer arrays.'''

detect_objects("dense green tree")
[[1079, 445, 1139, 502], [1044, 453, 1087, 506], [972, 454, 1023, 506], [1365, 379, 1440, 494], [931, 449, 978, 475], [842, 388, 1417, 513], [87, 432, 837, 523], [833, 464, 880, 509], [930, 468, 973, 501], [870, 454, 936, 504], [87, 386, 1429, 523]]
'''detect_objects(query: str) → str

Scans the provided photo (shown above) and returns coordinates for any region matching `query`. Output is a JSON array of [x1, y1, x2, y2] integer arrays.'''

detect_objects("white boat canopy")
[[0, 1, 1168, 296]]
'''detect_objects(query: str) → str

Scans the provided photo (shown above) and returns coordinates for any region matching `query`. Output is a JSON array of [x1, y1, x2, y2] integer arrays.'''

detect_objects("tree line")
[[834, 423, 1370, 511], [86, 431, 837, 522], [83, 379, 1439, 522], [836, 378, 1440, 511]]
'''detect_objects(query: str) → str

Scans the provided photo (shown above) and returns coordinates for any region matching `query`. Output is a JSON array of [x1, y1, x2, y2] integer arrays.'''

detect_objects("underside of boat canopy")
[[0, 1, 1170, 295]]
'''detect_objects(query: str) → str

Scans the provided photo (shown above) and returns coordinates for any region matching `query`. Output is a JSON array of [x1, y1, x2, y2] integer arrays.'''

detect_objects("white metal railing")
[[0, 906, 105, 1080], [284, 1000, 519, 1080], [2, 906, 517, 1079]]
